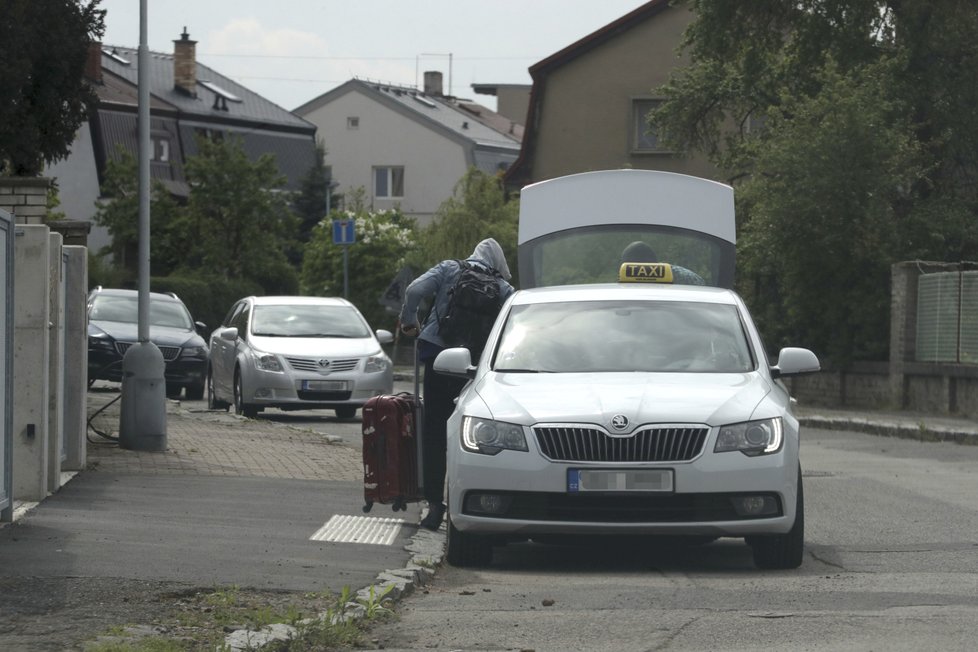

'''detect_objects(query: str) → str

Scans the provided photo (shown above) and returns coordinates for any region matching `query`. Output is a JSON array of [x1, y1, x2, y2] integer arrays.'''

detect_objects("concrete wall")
[[62, 246, 88, 472], [12, 224, 51, 501]]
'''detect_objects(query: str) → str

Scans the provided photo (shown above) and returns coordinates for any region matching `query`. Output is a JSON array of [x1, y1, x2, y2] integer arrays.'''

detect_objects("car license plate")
[[567, 468, 673, 493], [300, 380, 348, 391]]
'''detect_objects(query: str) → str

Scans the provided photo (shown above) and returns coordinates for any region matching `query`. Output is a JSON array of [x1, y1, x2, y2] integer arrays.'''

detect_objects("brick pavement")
[[86, 392, 362, 481]]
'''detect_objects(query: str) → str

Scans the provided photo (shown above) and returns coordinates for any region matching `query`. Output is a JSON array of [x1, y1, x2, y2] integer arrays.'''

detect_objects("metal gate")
[[916, 270, 978, 364], [1, 209, 13, 522]]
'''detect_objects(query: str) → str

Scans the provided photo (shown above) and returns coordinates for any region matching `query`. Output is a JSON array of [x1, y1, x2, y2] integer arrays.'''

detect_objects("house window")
[[633, 99, 668, 152], [374, 166, 404, 199], [149, 138, 170, 162], [347, 116, 359, 129]]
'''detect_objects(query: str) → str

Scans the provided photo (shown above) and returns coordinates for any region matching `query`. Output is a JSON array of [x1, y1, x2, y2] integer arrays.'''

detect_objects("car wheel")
[[446, 513, 493, 568], [206, 367, 229, 411], [335, 406, 357, 420], [165, 383, 182, 399], [185, 382, 204, 401], [233, 370, 258, 419], [750, 467, 804, 570]]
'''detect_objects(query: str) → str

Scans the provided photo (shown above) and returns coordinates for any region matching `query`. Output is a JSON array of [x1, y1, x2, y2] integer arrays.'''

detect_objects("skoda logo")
[[611, 414, 629, 430], [317, 359, 331, 368]]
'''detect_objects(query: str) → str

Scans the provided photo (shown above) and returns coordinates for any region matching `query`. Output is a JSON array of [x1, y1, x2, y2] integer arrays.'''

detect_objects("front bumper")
[[447, 432, 799, 538], [241, 367, 394, 409]]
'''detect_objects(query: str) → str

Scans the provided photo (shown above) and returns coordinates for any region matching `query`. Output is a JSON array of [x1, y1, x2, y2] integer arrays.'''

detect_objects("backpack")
[[438, 260, 503, 359]]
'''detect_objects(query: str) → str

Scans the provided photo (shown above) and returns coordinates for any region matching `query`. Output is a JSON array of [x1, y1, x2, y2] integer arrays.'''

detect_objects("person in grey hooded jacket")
[[399, 238, 515, 530]]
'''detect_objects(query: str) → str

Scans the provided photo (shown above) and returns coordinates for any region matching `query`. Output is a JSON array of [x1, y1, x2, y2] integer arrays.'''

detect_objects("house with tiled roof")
[[45, 30, 318, 256], [504, 0, 721, 192], [295, 72, 522, 227]]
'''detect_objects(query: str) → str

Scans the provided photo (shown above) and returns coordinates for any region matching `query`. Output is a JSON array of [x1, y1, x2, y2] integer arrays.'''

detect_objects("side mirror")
[[195, 320, 208, 335], [219, 326, 239, 341], [433, 347, 477, 379], [771, 347, 820, 378], [375, 329, 394, 345]]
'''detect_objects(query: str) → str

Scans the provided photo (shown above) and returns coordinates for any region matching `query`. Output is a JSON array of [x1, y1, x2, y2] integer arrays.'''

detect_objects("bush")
[[150, 274, 262, 332]]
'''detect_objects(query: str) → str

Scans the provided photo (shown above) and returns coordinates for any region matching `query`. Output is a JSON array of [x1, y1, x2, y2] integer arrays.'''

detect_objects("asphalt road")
[[361, 425, 978, 652]]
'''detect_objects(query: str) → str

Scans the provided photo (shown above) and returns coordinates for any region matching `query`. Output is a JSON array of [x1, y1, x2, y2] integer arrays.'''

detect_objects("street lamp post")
[[119, 0, 167, 451]]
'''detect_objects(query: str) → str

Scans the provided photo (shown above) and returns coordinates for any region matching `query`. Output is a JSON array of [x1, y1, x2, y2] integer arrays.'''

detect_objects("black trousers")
[[421, 357, 467, 505]]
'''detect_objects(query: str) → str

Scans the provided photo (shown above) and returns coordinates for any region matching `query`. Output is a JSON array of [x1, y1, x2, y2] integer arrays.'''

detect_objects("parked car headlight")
[[88, 333, 114, 351], [462, 416, 528, 455], [364, 353, 391, 373], [714, 417, 783, 456], [253, 352, 282, 373], [181, 345, 207, 358]]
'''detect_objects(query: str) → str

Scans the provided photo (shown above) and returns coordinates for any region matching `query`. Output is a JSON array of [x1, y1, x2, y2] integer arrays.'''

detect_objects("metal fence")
[[916, 270, 978, 364]]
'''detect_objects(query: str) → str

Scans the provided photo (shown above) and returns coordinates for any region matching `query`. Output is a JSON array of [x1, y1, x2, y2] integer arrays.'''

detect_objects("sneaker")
[[419, 503, 445, 531]]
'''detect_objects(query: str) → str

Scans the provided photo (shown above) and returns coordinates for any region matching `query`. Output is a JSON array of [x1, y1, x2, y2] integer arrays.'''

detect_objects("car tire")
[[446, 514, 493, 568], [233, 370, 258, 419], [749, 467, 804, 570], [206, 367, 229, 411], [335, 406, 357, 420]]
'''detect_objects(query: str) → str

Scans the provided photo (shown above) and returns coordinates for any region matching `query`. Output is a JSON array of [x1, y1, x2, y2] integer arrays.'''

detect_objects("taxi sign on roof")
[[619, 262, 674, 283]]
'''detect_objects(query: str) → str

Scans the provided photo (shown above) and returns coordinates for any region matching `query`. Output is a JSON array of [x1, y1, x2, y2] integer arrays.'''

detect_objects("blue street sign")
[[332, 219, 356, 245]]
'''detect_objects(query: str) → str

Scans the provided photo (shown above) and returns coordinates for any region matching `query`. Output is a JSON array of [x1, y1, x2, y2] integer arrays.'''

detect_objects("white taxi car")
[[433, 262, 820, 569]]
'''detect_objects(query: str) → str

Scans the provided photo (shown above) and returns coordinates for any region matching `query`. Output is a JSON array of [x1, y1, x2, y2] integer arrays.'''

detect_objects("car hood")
[[89, 321, 203, 347], [473, 371, 773, 431], [248, 335, 383, 358]]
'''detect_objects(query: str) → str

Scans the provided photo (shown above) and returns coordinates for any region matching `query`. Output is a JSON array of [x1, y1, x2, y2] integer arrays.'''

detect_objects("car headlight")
[[88, 334, 115, 351], [462, 416, 528, 455], [364, 353, 391, 373], [181, 345, 207, 358], [714, 417, 783, 456], [253, 352, 282, 372]]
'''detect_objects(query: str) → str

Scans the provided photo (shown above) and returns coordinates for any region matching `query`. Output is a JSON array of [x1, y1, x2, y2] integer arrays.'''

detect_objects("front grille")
[[534, 426, 708, 462], [285, 357, 360, 373], [462, 491, 783, 522], [115, 341, 181, 362]]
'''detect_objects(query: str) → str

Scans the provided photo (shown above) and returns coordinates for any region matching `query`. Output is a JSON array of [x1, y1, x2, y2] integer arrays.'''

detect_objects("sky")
[[97, 0, 653, 113]]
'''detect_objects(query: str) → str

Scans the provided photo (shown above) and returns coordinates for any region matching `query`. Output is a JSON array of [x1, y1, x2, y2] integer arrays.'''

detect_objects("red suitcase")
[[361, 391, 424, 513]]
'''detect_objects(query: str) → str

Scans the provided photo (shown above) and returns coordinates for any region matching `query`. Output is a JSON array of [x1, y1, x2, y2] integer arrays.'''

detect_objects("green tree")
[[0, 0, 105, 175], [293, 140, 330, 247], [654, 0, 978, 364], [172, 134, 300, 293], [422, 168, 519, 284], [91, 147, 180, 274], [300, 207, 417, 330]]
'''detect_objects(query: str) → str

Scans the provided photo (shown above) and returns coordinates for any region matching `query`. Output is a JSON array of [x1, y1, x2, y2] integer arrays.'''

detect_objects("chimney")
[[173, 27, 197, 97], [423, 71, 443, 97], [84, 41, 103, 83]]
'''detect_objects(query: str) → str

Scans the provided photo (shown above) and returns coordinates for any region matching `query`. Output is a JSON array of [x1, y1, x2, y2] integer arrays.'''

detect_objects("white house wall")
[[44, 123, 111, 255], [304, 90, 469, 227]]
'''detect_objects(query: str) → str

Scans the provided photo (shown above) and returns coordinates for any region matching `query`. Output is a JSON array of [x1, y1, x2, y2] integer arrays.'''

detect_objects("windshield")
[[250, 304, 371, 338], [90, 295, 194, 330], [493, 300, 754, 373]]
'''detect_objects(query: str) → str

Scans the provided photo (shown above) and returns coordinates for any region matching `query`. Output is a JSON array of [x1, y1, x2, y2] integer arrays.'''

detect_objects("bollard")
[[118, 341, 167, 451]]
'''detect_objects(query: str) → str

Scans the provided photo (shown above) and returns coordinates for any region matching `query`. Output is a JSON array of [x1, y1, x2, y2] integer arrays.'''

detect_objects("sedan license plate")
[[568, 468, 673, 493], [300, 379, 349, 391]]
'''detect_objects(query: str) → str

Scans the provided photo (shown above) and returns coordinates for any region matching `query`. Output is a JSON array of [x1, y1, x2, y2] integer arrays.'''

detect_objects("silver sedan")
[[207, 295, 394, 419]]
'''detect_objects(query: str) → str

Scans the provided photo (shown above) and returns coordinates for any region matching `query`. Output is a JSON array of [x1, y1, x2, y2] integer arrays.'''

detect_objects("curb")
[[225, 516, 446, 651], [798, 416, 978, 445]]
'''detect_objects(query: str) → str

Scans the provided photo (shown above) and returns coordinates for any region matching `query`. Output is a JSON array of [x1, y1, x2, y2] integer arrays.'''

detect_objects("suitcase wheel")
[[392, 498, 404, 512], [362, 501, 373, 513]]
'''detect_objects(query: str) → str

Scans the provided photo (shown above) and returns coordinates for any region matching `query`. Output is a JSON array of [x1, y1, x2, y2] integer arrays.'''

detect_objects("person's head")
[[621, 241, 657, 265], [469, 238, 511, 280]]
